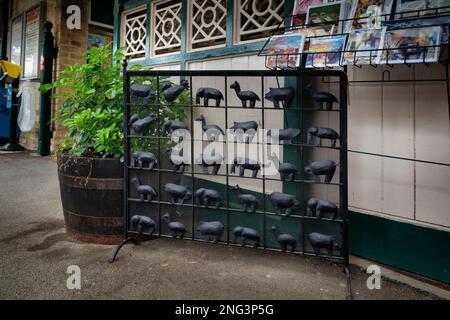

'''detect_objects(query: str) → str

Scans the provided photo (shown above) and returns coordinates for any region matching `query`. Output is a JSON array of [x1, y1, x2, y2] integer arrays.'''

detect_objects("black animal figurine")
[[161, 81, 172, 92], [131, 215, 156, 235], [268, 153, 297, 182], [131, 176, 158, 202], [166, 147, 186, 173], [197, 221, 224, 243], [195, 188, 223, 209], [130, 84, 155, 106], [164, 79, 189, 103], [230, 81, 260, 108], [131, 151, 158, 170], [162, 213, 186, 239], [195, 153, 223, 175], [230, 120, 258, 142], [232, 226, 260, 248], [307, 127, 340, 148], [267, 128, 300, 145], [269, 192, 301, 216], [196, 115, 225, 140], [264, 87, 295, 109], [231, 157, 261, 178], [196, 87, 224, 107], [307, 232, 340, 256], [304, 160, 336, 184], [164, 183, 192, 205], [305, 83, 338, 110], [129, 112, 157, 136], [306, 198, 339, 219], [162, 120, 188, 134], [230, 185, 259, 213], [271, 226, 296, 252]]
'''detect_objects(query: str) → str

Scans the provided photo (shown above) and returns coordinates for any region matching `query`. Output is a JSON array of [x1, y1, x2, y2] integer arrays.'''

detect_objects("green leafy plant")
[[40, 43, 190, 159]]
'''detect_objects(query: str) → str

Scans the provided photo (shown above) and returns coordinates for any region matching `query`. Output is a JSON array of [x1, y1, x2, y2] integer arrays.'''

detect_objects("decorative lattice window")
[[188, 0, 227, 51], [152, 0, 182, 56], [121, 6, 147, 60], [235, 0, 285, 43]]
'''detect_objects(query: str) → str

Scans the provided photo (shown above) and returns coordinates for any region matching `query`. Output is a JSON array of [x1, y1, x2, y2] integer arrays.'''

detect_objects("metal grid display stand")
[[110, 65, 350, 295]]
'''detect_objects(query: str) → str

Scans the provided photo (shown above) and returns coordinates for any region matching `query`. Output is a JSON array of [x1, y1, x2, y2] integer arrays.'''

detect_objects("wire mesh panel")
[[112, 68, 349, 267]]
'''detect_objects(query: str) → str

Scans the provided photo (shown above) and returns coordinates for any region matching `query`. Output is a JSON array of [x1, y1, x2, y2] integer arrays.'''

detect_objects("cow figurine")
[[307, 232, 340, 256], [230, 120, 258, 143], [163, 183, 192, 205], [304, 160, 336, 184], [264, 87, 295, 109], [267, 128, 300, 145], [270, 192, 301, 216], [195, 87, 224, 107], [197, 221, 225, 243], [306, 198, 339, 219], [307, 127, 340, 148], [231, 157, 261, 178]]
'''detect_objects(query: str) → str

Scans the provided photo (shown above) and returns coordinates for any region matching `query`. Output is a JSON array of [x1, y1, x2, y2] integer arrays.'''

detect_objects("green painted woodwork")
[[348, 211, 450, 285]]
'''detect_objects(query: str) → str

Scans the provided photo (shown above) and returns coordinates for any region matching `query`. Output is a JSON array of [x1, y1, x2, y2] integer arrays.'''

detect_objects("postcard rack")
[[110, 65, 351, 295], [258, 5, 450, 73]]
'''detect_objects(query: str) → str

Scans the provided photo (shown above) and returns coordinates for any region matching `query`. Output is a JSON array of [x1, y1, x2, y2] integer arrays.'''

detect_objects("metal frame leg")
[[109, 238, 140, 263]]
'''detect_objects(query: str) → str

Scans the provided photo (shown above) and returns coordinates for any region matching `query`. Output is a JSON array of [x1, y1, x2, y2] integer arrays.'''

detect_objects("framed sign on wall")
[[10, 16, 23, 66]]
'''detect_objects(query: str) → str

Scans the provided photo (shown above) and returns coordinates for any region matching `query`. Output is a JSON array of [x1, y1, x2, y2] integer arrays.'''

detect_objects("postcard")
[[349, 0, 394, 30], [292, 0, 324, 27], [383, 16, 449, 43], [395, 0, 427, 18], [306, 2, 346, 35], [342, 27, 386, 65], [305, 35, 348, 67], [382, 26, 442, 64], [266, 33, 306, 69]]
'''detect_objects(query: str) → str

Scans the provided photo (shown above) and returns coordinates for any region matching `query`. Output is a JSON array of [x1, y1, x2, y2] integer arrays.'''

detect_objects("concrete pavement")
[[0, 152, 440, 299]]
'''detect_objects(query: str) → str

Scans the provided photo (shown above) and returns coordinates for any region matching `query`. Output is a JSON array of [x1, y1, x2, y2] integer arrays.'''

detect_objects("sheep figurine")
[[162, 213, 186, 239], [304, 160, 336, 184], [230, 81, 260, 108], [197, 221, 225, 243], [195, 87, 224, 107], [131, 176, 158, 202], [166, 147, 186, 173], [163, 183, 192, 205], [230, 157, 261, 178], [162, 120, 188, 134], [164, 79, 189, 103], [307, 232, 340, 256], [269, 192, 301, 216], [131, 215, 156, 235], [130, 84, 155, 106], [229, 120, 258, 143], [271, 226, 296, 252], [307, 127, 340, 148], [267, 128, 300, 145], [230, 184, 259, 213], [264, 87, 295, 109], [306, 198, 339, 219], [128, 112, 157, 136], [232, 226, 260, 248], [131, 151, 157, 170], [305, 83, 338, 110], [195, 188, 223, 209]]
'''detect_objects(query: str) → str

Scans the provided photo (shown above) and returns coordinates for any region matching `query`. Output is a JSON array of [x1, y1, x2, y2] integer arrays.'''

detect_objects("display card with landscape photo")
[[349, 0, 394, 30], [382, 26, 442, 64], [395, 0, 427, 18], [305, 35, 348, 67], [266, 33, 306, 69], [305, 2, 346, 36], [342, 27, 386, 65]]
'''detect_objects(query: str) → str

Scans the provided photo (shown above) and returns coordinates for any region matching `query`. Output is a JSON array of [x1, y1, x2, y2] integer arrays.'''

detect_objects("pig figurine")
[[304, 160, 336, 184], [264, 87, 295, 109]]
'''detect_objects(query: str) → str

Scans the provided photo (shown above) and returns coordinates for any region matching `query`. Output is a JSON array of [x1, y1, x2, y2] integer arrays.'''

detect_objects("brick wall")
[[11, 0, 89, 152]]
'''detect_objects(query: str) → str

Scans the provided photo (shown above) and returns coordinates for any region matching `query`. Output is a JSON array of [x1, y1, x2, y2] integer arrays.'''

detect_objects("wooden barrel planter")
[[57, 154, 123, 245]]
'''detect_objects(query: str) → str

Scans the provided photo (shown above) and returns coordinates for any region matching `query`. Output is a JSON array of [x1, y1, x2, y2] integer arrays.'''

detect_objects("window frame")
[[120, 4, 148, 61]]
